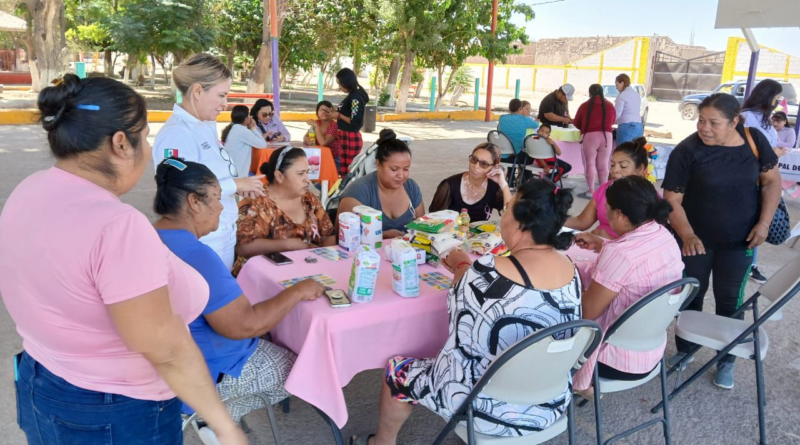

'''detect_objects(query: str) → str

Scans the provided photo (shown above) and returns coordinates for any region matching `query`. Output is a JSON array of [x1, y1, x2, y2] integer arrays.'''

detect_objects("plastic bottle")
[[308, 125, 316, 145], [457, 208, 470, 241]]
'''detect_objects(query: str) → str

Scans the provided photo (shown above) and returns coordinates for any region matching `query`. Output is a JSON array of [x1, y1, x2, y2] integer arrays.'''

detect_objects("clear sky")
[[513, 0, 800, 57]]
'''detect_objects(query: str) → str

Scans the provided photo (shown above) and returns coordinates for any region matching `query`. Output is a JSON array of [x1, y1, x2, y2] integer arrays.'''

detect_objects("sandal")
[[349, 434, 376, 445]]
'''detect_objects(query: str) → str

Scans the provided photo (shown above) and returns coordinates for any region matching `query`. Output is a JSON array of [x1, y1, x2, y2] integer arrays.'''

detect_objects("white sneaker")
[[192, 420, 223, 445]]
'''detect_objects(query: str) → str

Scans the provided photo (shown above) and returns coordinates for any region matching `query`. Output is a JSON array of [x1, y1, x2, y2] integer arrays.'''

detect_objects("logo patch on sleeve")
[[164, 148, 179, 158]]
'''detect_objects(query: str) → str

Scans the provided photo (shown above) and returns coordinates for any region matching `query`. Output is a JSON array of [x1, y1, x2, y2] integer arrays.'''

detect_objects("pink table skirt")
[[236, 245, 599, 428], [556, 141, 585, 176]]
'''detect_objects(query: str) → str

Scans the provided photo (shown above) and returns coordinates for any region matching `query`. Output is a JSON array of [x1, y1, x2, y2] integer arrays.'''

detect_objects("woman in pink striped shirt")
[[571, 176, 683, 396]]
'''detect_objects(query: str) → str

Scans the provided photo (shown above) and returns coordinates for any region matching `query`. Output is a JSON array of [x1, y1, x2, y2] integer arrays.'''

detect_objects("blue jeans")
[[616, 122, 644, 145], [15, 351, 182, 445]]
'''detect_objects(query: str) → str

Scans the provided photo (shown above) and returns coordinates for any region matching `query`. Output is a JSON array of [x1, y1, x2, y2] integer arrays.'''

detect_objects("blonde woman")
[[153, 53, 264, 270]]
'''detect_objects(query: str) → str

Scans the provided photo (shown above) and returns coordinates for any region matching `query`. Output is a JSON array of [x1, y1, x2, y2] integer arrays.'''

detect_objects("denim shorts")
[[15, 351, 182, 445]]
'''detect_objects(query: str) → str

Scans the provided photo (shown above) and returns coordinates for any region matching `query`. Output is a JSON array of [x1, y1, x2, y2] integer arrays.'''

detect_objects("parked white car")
[[602, 84, 650, 125]]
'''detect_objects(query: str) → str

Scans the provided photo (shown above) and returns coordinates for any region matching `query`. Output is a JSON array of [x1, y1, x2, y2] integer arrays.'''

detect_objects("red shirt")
[[317, 119, 342, 159], [573, 96, 616, 134]]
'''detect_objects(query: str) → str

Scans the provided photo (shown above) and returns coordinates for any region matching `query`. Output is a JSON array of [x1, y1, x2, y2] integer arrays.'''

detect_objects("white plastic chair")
[[522, 134, 562, 187], [654, 255, 800, 445], [431, 319, 603, 445], [182, 393, 283, 445], [488, 130, 521, 188], [586, 277, 699, 445]]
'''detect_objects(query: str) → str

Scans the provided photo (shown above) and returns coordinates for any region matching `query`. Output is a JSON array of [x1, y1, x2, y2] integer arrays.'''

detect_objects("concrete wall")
[[723, 37, 800, 101]]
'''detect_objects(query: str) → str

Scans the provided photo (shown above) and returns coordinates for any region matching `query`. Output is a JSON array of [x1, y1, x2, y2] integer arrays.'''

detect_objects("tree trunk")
[[150, 53, 157, 89], [371, 57, 381, 95], [123, 55, 131, 84], [352, 36, 360, 74], [158, 57, 169, 85], [247, 0, 285, 93], [435, 65, 456, 111], [386, 56, 401, 108], [413, 75, 424, 99], [22, 29, 39, 92], [449, 85, 464, 106], [394, 50, 415, 113], [104, 50, 112, 76], [226, 46, 235, 76], [27, 0, 66, 91]]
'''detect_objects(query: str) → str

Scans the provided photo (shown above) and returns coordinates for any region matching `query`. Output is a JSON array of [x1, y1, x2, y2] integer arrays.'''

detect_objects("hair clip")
[[554, 186, 560, 195], [75, 104, 100, 111], [275, 147, 289, 170], [164, 158, 187, 171]]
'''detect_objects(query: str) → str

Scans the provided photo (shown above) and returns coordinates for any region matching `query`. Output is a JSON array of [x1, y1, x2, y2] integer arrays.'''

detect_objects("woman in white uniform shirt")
[[153, 53, 264, 270]]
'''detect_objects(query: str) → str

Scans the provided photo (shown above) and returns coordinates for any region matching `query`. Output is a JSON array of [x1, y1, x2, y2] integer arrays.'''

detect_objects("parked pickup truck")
[[679, 80, 798, 126]]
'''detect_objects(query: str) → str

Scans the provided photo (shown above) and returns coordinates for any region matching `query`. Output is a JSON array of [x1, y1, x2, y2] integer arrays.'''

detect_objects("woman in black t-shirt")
[[662, 93, 780, 390], [332, 68, 369, 176], [429, 143, 512, 222]]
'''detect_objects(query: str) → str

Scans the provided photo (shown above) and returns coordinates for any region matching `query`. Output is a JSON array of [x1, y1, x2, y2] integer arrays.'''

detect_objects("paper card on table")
[[418, 271, 453, 290], [310, 247, 350, 262], [280, 274, 337, 289], [303, 148, 321, 181]]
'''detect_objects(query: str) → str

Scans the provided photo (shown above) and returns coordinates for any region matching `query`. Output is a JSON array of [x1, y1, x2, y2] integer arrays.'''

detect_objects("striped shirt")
[[574, 221, 683, 389]]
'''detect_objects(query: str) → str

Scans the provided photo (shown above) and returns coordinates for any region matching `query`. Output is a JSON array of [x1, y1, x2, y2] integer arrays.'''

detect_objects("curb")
[[0, 109, 499, 125]]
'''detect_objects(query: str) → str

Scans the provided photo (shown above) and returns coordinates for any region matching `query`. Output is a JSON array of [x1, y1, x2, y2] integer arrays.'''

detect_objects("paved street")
[[0, 120, 799, 445]]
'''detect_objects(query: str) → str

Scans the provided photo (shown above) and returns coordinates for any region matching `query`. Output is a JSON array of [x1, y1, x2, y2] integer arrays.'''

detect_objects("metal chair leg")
[[466, 406, 476, 445], [568, 393, 576, 445], [313, 406, 345, 445], [659, 358, 672, 445], [593, 364, 604, 445], [281, 398, 290, 414], [265, 402, 282, 445], [754, 339, 768, 444], [652, 347, 728, 414], [432, 416, 460, 445]]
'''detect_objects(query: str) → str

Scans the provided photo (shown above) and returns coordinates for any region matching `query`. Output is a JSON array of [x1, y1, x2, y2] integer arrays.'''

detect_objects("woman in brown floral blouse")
[[233, 147, 335, 275]]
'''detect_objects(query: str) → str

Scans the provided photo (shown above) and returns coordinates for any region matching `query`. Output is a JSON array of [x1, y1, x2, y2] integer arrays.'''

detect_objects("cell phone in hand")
[[264, 252, 293, 266], [325, 289, 351, 308]]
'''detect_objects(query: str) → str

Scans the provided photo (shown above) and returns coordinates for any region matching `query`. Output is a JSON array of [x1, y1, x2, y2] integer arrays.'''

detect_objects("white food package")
[[389, 239, 420, 298], [424, 209, 459, 222], [353, 205, 383, 249], [338, 212, 361, 251], [347, 245, 381, 303]]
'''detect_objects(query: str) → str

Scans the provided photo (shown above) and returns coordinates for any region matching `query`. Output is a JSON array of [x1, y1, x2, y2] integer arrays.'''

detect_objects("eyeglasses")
[[468, 154, 494, 169], [261, 112, 275, 118], [218, 145, 238, 177]]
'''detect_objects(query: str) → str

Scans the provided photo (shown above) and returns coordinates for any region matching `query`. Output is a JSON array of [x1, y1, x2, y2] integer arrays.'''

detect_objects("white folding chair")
[[488, 130, 521, 188], [653, 255, 800, 445], [585, 277, 699, 445], [431, 319, 603, 445], [182, 393, 283, 445], [522, 134, 562, 187]]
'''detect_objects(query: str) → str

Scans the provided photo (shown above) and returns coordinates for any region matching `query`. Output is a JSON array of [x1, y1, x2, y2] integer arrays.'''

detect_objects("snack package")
[[338, 212, 361, 251], [406, 218, 450, 234], [432, 237, 463, 258], [389, 240, 420, 298], [353, 205, 383, 249], [469, 220, 499, 234], [425, 210, 459, 222], [468, 232, 504, 255], [407, 230, 459, 244], [414, 247, 426, 265], [426, 252, 442, 268], [347, 245, 381, 303]]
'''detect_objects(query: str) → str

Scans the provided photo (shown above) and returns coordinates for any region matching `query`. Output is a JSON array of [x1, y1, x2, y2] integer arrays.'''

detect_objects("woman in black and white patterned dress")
[[350, 178, 581, 445]]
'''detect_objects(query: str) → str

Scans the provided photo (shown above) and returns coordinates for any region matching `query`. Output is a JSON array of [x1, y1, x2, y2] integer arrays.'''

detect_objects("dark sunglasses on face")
[[468, 154, 494, 169], [261, 112, 275, 118]]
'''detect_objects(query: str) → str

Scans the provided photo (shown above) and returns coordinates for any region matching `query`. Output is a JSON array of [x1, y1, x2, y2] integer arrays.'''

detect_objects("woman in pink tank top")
[[565, 137, 653, 239]]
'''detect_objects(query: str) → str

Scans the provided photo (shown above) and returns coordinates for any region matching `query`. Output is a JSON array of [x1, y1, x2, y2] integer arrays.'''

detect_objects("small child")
[[221, 105, 267, 176], [533, 124, 572, 183]]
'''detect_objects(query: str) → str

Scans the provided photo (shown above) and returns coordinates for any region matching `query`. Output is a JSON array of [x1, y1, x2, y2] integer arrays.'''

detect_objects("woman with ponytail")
[[331, 68, 369, 175], [573, 83, 616, 195], [565, 137, 651, 239], [351, 179, 581, 444], [571, 176, 683, 396]]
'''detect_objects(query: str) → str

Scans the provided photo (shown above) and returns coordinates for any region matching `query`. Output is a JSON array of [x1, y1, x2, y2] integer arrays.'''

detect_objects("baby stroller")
[[325, 133, 414, 220]]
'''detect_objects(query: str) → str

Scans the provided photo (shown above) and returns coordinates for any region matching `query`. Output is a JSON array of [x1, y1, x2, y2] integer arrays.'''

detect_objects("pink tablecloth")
[[557, 141, 585, 176], [236, 247, 450, 428], [236, 244, 599, 428]]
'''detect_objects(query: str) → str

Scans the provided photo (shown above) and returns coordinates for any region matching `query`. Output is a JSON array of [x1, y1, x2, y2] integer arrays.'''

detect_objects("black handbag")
[[744, 127, 791, 245]]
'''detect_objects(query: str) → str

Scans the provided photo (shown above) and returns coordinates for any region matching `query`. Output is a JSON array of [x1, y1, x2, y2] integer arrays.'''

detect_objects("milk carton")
[[353, 205, 383, 249], [389, 239, 420, 298], [338, 212, 361, 251], [347, 245, 381, 303]]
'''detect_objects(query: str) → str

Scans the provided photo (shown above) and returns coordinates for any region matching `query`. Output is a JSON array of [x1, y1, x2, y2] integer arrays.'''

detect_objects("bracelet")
[[759, 221, 770, 229], [456, 261, 472, 270]]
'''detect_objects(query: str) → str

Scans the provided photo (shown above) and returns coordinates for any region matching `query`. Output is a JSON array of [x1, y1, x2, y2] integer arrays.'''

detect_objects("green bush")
[[378, 90, 391, 106]]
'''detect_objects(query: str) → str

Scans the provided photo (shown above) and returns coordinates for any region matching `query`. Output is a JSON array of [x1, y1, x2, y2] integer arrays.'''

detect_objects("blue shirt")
[[498, 114, 539, 154], [157, 230, 257, 382]]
